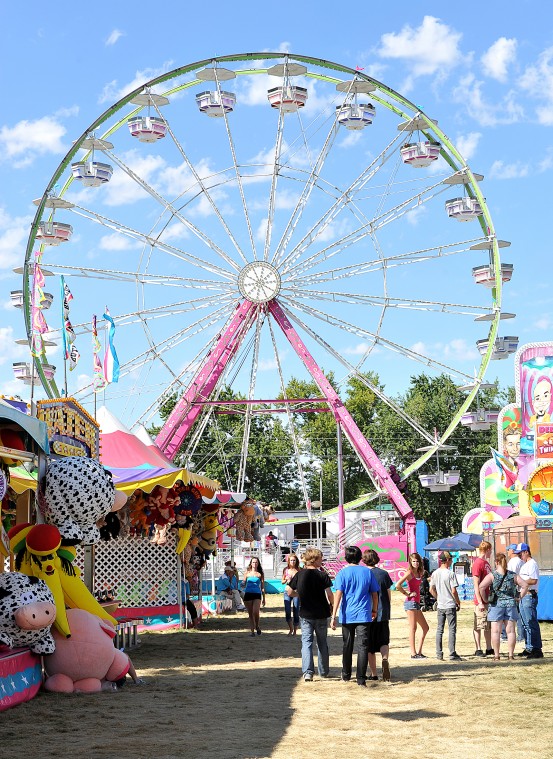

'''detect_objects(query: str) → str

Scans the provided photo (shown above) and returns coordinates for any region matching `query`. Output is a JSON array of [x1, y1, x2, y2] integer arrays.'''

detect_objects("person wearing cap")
[[472, 540, 493, 657], [506, 544, 524, 643], [219, 564, 246, 611], [516, 543, 543, 658], [430, 551, 462, 661]]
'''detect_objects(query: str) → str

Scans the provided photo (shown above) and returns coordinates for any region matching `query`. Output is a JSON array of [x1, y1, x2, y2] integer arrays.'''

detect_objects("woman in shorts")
[[282, 553, 300, 635], [395, 552, 429, 659], [479, 552, 528, 660], [243, 556, 266, 637]]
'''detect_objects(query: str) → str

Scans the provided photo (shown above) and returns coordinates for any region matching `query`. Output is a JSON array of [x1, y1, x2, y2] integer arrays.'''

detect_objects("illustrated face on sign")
[[504, 431, 521, 460], [533, 378, 552, 419]]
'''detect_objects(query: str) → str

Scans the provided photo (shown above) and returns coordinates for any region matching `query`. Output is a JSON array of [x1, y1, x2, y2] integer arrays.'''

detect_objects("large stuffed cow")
[[0, 573, 57, 654], [41, 457, 127, 545]]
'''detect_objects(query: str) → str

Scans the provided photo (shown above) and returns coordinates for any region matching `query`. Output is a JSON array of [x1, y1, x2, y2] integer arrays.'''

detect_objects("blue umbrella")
[[452, 531, 483, 548], [424, 536, 475, 552]]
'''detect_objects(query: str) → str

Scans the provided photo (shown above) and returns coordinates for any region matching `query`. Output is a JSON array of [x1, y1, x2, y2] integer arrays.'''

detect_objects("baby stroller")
[[420, 572, 436, 612]]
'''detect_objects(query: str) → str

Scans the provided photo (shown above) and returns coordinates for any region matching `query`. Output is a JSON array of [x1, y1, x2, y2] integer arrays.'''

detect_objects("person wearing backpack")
[[479, 553, 529, 661]]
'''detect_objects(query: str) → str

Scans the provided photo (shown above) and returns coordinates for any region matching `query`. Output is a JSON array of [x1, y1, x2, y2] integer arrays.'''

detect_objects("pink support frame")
[[156, 297, 416, 552]]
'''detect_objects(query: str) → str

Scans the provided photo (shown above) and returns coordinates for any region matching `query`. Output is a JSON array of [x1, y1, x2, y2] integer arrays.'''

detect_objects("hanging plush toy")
[[251, 502, 265, 541], [233, 502, 255, 542], [41, 457, 127, 545], [198, 511, 222, 556]]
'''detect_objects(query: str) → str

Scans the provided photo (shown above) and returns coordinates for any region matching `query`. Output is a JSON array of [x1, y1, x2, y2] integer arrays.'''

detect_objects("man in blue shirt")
[[331, 545, 379, 687]]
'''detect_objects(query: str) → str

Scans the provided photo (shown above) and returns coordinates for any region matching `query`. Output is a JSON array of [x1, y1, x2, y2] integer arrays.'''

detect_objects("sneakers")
[[256, 628, 262, 635], [517, 649, 532, 657], [485, 648, 494, 656], [436, 653, 444, 661], [382, 660, 391, 682], [411, 653, 426, 659], [474, 649, 485, 656], [527, 649, 544, 659], [449, 653, 462, 661], [341, 674, 351, 682], [303, 673, 313, 682], [236, 606, 246, 611], [357, 681, 367, 687], [368, 675, 379, 681]]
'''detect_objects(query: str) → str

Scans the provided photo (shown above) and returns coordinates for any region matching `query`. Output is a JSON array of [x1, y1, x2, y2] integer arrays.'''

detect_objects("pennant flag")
[[491, 448, 518, 489], [92, 315, 107, 392], [69, 345, 80, 372], [103, 308, 120, 384], [60, 276, 79, 370]]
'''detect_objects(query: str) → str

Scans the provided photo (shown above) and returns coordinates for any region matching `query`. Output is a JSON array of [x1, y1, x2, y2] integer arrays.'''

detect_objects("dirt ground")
[[2, 594, 553, 759]]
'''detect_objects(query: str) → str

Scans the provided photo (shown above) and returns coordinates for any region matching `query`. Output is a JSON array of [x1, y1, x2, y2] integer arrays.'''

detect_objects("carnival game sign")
[[36, 398, 100, 460], [536, 423, 553, 459]]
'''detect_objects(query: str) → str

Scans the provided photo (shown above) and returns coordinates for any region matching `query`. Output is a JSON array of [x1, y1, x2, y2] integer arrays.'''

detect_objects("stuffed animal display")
[[232, 502, 255, 542], [41, 457, 127, 545], [0, 572, 57, 655], [44, 608, 130, 693]]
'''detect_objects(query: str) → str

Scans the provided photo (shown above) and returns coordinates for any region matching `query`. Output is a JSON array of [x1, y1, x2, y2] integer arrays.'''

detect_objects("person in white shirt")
[[430, 551, 462, 661], [219, 565, 246, 611], [516, 543, 543, 659]]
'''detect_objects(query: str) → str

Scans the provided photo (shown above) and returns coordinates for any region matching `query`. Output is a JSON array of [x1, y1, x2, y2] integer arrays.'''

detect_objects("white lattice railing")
[[88, 534, 180, 608]]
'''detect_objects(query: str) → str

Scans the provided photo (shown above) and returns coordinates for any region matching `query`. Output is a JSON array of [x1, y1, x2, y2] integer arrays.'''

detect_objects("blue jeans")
[[284, 595, 300, 626], [300, 617, 329, 677], [436, 608, 457, 657], [341, 623, 370, 684], [519, 594, 542, 651]]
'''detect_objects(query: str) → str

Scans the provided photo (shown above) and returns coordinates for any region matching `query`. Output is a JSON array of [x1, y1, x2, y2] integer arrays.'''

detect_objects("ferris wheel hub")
[[238, 261, 281, 303]]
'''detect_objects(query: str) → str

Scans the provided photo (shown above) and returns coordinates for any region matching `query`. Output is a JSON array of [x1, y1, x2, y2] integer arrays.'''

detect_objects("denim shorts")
[[404, 600, 421, 611], [487, 604, 519, 623]]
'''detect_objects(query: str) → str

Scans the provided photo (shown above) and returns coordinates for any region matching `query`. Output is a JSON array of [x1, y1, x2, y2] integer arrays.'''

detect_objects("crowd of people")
[[216, 538, 544, 684]]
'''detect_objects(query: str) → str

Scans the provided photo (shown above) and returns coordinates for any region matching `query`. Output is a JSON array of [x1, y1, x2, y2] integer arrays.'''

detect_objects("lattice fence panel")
[[81, 533, 180, 608]]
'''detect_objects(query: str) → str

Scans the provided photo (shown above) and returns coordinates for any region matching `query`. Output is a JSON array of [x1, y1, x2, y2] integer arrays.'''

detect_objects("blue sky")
[[2, 3, 553, 438]]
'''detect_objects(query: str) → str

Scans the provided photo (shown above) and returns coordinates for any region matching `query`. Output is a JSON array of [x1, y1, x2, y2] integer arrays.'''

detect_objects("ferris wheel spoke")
[[285, 236, 488, 287], [278, 129, 406, 275], [271, 108, 340, 269], [280, 296, 474, 381], [104, 148, 241, 273], [211, 71, 258, 261], [35, 263, 233, 289], [284, 175, 452, 281], [69, 204, 235, 280], [151, 96, 250, 267], [281, 288, 490, 317], [263, 104, 286, 261], [237, 312, 264, 491]]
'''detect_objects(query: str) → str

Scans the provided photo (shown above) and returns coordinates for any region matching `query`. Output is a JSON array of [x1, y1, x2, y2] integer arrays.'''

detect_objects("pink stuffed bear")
[[44, 608, 130, 693]]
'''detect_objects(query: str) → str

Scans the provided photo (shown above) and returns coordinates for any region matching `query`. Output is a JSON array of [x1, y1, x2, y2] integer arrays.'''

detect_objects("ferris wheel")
[[19, 53, 516, 540]]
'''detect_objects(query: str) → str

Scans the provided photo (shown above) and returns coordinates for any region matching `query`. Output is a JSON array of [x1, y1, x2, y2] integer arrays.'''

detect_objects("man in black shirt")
[[287, 548, 333, 682]]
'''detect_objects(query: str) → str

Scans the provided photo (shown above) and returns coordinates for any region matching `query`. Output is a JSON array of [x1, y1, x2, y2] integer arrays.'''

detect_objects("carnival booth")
[[464, 342, 553, 619], [0, 399, 50, 710]]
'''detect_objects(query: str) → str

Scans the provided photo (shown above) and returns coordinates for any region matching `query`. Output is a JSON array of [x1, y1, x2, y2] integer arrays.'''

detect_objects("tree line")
[[151, 373, 514, 540]]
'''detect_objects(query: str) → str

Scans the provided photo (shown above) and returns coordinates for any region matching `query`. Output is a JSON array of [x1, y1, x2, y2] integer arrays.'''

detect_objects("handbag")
[[487, 572, 507, 606]]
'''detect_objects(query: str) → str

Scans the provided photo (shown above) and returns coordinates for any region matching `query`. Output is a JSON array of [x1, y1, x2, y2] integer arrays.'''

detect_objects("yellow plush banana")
[[58, 546, 116, 626], [25, 524, 72, 638], [176, 527, 192, 555]]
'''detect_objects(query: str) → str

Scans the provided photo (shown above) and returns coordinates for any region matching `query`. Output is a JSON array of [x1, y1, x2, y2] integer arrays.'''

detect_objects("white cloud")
[[410, 338, 478, 362], [453, 73, 523, 126], [255, 217, 268, 243], [98, 61, 174, 104], [102, 151, 167, 206], [406, 204, 427, 226], [455, 131, 481, 160], [258, 357, 279, 371], [378, 16, 463, 78], [344, 342, 371, 356], [520, 47, 553, 125], [0, 116, 67, 167], [0, 207, 32, 271], [0, 326, 28, 366], [339, 130, 364, 149], [489, 160, 529, 180], [105, 29, 125, 46], [481, 37, 517, 82], [99, 233, 138, 251], [535, 317, 552, 330]]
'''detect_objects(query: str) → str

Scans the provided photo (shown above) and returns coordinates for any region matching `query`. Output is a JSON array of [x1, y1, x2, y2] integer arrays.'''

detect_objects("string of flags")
[[30, 250, 49, 358], [60, 276, 79, 372]]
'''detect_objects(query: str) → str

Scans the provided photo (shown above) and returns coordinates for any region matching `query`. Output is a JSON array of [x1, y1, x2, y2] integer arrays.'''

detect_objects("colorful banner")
[[60, 276, 79, 370], [30, 250, 49, 357], [103, 308, 120, 384], [92, 315, 107, 392]]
